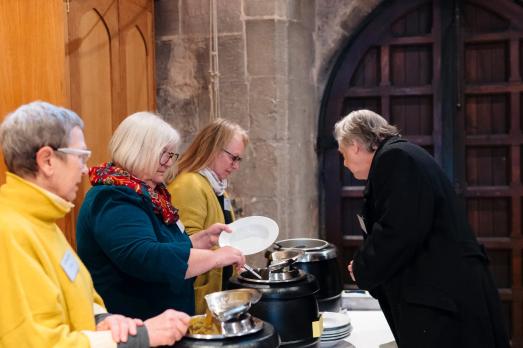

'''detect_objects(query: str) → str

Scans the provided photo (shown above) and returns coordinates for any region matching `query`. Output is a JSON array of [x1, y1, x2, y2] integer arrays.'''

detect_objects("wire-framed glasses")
[[160, 151, 180, 166], [222, 148, 242, 163], [54, 147, 92, 164]]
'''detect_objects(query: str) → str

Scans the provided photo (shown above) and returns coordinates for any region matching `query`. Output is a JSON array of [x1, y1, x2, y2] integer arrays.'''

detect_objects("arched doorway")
[[319, 0, 523, 344]]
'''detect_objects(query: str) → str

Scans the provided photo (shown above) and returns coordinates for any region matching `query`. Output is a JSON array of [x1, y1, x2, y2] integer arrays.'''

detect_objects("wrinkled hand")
[[214, 246, 245, 269], [191, 223, 231, 249], [145, 309, 191, 347], [96, 314, 143, 343], [348, 260, 355, 282]]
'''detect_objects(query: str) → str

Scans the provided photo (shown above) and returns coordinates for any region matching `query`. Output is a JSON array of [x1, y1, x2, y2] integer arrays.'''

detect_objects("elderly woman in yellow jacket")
[[168, 118, 248, 314], [0, 101, 190, 348]]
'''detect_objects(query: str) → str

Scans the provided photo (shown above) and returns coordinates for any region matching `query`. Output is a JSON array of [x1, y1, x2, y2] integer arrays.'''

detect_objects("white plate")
[[322, 312, 351, 330], [219, 216, 279, 255]]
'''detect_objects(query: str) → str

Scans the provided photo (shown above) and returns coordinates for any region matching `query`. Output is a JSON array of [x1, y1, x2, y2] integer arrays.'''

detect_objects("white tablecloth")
[[321, 310, 396, 348]]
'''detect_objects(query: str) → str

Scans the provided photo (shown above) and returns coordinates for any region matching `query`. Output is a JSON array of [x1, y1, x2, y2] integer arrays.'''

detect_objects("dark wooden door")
[[319, 0, 523, 344]]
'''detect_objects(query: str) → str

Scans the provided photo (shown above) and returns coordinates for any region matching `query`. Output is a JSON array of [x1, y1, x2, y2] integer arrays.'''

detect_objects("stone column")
[[155, 0, 318, 266]]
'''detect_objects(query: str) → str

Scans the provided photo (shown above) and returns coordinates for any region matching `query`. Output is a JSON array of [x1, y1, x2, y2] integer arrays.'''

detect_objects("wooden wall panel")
[[0, 0, 67, 183], [124, 27, 148, 114], [76, 10, 114, 194], [119, 0, 155, 116]]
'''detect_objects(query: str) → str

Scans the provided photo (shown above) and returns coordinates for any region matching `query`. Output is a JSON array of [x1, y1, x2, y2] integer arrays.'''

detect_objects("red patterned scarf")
[[89, 162, 179, 225]]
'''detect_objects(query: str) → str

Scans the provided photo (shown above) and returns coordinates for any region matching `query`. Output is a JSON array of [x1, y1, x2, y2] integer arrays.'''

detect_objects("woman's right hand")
[[214, 246, 245, 269], [144, 309, 190, 347]]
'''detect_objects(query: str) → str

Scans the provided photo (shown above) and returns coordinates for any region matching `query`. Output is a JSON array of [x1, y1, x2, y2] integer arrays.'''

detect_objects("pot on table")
[[228, 251, 321, 347], [268, 238, 343, 312]]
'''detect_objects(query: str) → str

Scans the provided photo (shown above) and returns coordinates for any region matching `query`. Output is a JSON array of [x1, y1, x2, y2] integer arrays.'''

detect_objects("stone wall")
[[155, 0, 381, 265]]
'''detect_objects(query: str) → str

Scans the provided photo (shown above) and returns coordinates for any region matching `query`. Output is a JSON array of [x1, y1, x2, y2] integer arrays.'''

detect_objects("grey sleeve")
[[95, 313, 112, 324], [93, 314, 150, 348], [117, 325, 150, 348]]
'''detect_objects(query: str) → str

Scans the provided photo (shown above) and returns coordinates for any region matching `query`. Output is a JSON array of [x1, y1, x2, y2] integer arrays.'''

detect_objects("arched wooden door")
[[319, 0, 523, 344]]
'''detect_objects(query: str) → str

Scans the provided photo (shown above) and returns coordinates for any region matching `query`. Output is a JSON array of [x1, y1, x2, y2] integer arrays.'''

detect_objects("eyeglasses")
[[160, 151, 180, 166], [222, 148, 242, 164], [54, 147, 92, 164]]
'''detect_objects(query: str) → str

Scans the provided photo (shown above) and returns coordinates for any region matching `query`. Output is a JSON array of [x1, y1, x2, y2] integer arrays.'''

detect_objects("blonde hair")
[[109, 112, 180, 179], [177, 118, 248, 175], [334, 109, 399, 152]]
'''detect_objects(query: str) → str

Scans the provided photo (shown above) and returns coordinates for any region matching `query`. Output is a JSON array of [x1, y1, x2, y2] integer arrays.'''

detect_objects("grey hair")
[[334, 109, 400, 152], [0, 101, 84, 176], [109, 112, 180, 179]]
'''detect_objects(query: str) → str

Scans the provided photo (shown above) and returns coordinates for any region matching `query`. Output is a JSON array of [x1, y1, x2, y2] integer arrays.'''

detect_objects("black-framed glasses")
[[222, 148, 242, 163], [160, 151, 180, 166]]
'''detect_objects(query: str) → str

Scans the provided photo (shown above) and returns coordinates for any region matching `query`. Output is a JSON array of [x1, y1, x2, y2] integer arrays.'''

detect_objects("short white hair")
[[109, 112, 180, 178], [0, 101, 83, 176], [334, 109, 399, 151]]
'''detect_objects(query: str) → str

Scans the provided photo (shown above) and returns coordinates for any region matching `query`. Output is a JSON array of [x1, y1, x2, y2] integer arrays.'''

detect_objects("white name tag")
[[357, 214, 367, 235], [176, 219, 185, 233], [60, 249, 79, 282], [224, 198, 232, 212]]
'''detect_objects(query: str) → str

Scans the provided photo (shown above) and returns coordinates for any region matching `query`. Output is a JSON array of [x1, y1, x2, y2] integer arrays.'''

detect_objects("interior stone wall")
[[155, 0, 382, 265]]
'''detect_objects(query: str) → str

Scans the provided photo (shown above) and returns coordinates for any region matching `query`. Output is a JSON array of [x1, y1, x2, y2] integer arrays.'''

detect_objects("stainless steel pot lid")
[[274, 238, 328, 251], [274, 239, 337, 261]]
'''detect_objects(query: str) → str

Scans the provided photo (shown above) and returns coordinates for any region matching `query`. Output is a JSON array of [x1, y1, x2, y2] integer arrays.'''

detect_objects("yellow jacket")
[[168, 172, 234, 314], [0, 173, 114, 348]]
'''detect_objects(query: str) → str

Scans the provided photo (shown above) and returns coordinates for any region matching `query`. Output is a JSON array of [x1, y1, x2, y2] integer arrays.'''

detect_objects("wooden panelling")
[[462, 3, 509, 32], [467, 198, 511, 237], [0, 0, 156, 246], [0, 1, 67, 182], [350, 48, 381, 87], [124, 27, 149, 114], [341, 97, 381, 116], [465, 94, 509, 134], [390, 44, 433, 86], [465, 41, 509, 83], [390, 95, 433, 135], [391, 3, 432, 37], [466, 146, 509, 185], [119, 0, 155, 116]]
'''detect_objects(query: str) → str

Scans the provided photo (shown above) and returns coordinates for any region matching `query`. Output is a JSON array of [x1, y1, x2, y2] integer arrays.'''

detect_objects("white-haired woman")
[[0, 102, 190, 348], [76, 112, 245, 321]]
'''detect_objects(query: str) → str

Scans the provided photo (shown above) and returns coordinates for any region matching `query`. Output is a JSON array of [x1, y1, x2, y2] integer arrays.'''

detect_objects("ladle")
[[243, 264, 262, 279]]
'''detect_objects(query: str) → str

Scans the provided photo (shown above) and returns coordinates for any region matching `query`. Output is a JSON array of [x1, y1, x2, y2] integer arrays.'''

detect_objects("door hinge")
[[64, 0, 70, 14]]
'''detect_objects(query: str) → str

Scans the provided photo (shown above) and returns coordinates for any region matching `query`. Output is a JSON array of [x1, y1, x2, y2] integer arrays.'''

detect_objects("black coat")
[[353, 137, 510, 348]]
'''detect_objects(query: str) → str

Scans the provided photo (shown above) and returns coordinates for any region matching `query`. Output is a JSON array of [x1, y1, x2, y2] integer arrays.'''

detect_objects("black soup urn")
[[270, 238, 343, 312], [228, 255, 321, 347]]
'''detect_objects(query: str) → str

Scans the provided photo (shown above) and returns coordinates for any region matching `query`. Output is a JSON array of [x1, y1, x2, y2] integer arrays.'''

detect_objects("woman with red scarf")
[[76, 112, 245, 320]]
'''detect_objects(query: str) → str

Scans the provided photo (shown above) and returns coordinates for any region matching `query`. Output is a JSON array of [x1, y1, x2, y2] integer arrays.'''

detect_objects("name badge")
[[224, 198, 232, 212], [176, 219, 185, 233], [61, 249, 79, 282], [356, 214, 367, 235]]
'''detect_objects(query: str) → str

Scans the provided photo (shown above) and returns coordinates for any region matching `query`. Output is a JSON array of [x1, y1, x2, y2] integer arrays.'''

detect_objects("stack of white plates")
[[320, 311, 352, 347]]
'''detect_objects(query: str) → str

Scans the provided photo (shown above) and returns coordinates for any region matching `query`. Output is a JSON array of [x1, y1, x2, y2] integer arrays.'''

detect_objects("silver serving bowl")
[[186, 314, 264, 340], [205, 288, 262, 322]]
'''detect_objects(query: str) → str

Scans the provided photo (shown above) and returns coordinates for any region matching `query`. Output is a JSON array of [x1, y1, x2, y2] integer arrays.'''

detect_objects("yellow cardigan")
[[0, 173, 114, 347], [168, 172, 234, 314]]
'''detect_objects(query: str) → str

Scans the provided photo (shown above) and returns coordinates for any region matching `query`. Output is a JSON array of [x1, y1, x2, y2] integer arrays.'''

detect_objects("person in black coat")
[[334, 109, 510, 348]]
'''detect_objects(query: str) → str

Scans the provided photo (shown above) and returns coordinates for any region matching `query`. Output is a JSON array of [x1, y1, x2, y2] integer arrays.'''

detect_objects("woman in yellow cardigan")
[[168, 118, 248, 314]]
